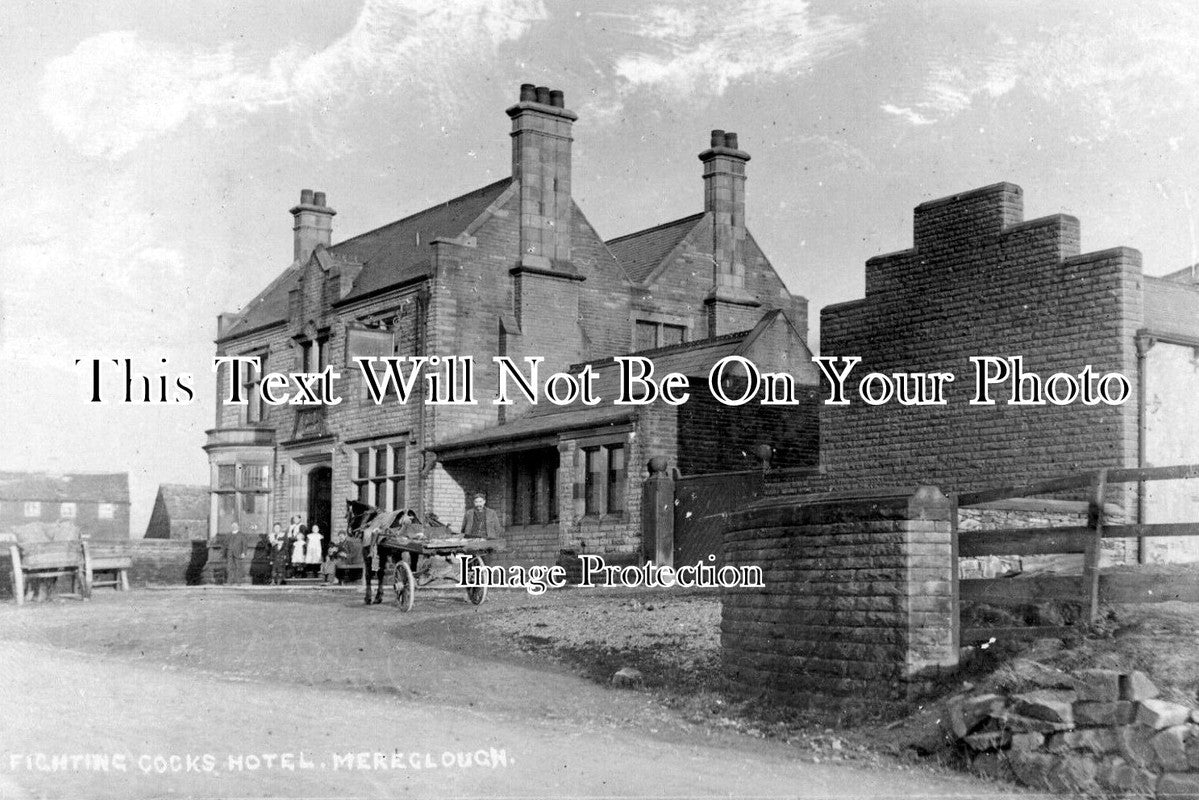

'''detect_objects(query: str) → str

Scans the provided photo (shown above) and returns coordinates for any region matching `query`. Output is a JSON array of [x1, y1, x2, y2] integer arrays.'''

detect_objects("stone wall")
[[722, 486, 957, 700], [948, 663, 1199, 797]]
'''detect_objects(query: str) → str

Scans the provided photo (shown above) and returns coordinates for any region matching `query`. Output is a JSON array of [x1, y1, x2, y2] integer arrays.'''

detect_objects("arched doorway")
[[307, 466, 333, 557]]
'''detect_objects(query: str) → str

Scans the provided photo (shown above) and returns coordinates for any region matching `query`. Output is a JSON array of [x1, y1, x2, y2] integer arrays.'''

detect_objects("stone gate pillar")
[[722, 486, 956, 702]]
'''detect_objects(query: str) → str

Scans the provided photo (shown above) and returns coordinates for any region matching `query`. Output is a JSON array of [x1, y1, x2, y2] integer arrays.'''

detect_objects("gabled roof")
[[606, 213, 704, 284], [221, 179, 511, 340], [157, 484, 209, 521], [0, 472, 129, 504], [332, 179, 510, 302]]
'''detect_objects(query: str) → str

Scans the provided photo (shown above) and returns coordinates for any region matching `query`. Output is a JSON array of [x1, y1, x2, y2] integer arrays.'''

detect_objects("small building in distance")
[[144, 484, 210, 541], [0, 472, 130, 542]]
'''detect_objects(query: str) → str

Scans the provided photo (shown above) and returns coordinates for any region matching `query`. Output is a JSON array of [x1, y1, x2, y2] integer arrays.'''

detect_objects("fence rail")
[[954, 463, 1199, 644]]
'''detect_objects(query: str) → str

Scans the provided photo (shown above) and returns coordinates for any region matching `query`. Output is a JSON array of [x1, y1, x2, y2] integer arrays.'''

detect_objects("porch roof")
[[434, 405, 635, 460]]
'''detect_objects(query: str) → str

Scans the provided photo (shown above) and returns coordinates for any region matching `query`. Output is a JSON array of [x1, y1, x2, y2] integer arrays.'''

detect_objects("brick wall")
[[677, 385, 819, 474], [722, 486, 956, 701], [820, 182, 1142, 496]]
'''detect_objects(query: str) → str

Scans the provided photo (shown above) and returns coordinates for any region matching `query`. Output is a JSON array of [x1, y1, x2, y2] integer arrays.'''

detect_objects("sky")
[[2, 0, 1198, 536]]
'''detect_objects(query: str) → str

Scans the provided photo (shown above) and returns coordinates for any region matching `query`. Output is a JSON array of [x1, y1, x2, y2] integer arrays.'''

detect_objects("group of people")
[[222, 493, 502, 591], [265, 516, 328, 583]]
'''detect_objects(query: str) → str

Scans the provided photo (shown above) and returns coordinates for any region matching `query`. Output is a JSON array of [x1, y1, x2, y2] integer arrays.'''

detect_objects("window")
[[635, 320, 686, 351], [353, 441, 406, 511], [606, 445, 626, 514], [97, 503, 115, 520], [508, 448, 559, 525], [583, 444, 628, 516], [60, 502, 76, 519], [213, 463, 270, 533], [243, 354, 267, 423], [24, 501, 41, 518], [301, 335, 330, 374]]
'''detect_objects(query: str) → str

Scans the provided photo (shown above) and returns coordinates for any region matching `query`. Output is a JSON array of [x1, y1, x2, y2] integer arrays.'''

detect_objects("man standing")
[[462, 493, 503, 539], [224, 522, 248, 585]]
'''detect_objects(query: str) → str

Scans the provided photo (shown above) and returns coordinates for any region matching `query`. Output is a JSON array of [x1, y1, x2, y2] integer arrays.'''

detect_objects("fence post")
[[949, 493, 961, 655], [1084, 469, 1107, 623], [9, 545, 24, 606], [640, 457, 675, 567]]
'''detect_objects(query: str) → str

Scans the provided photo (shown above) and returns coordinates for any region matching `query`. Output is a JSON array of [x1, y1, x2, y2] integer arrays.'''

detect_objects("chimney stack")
[[290, 189, 336, 264], [507, 83, 577, 269], [699, 130, 751, 300]]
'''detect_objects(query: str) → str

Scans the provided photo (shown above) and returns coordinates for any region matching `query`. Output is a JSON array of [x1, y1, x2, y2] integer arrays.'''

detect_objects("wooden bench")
[[9, 542, 89, 605], [82, 542, 132, 593]]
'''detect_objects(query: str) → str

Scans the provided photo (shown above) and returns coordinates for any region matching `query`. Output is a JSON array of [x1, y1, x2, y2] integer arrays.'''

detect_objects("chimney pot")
[[710, 130, 725, 148], [535, 86, 551, 105], [313, 191, 327, 207], [300, 188, 315, 205], [549, 89, 564, 108], [520, 83, 537, 102], [724, 132, 738, 150]]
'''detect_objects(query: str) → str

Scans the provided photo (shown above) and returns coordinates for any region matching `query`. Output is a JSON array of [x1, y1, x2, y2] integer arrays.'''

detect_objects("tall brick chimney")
[[507, 84, 576, 269], [700, 130, 759, 336], [290, 189, 335, 264]]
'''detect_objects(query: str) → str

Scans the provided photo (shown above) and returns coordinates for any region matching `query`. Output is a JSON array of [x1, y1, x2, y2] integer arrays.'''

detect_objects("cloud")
[[882, 7, 1199, 137], [586, 0, 861, 113], [40, 0, 547, 159]]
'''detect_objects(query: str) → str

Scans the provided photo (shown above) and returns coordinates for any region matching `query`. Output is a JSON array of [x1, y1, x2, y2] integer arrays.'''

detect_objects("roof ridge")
[[605, 211, 705, 245], [330, 177, 512, 251]]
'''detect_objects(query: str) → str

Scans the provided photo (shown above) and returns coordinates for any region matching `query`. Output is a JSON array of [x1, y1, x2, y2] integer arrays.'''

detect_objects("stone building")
[[206, 84, 817, 564], [817, 182, 1199, 562], [0, 472, 130, 542], [144, 484, 210, 541]]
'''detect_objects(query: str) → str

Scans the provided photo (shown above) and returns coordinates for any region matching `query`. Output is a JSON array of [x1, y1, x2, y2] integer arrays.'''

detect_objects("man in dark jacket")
[[462, 493, 503, 539]]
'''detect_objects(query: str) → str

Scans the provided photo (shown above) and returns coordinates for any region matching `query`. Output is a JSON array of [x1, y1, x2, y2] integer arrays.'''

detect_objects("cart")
[[382, 535, 501, 612], [346, 501, 503, 612]]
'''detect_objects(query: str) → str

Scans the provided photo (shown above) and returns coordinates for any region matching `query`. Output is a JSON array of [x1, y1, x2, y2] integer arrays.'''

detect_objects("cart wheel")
[[465, 554, 487, 606], [393, 561, 414, 612]]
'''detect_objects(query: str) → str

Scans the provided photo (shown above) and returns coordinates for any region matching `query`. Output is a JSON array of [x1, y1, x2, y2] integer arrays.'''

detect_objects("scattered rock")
[[1120, 670, 1159, 702], [1151, 725, 1191, 773], [1007, 750, 1057, 790], [970, 751, 1014, 782], [998, 711, 1074, 734], [947, 693, 1004, 738], [1096, 755, 1156, 794], [1045, 753, 1099, 796], [1046, 728, 1118, 755], [1008, 732, 1044, 752], [1072, 668, 1121, 702], [1073, 700, 1135, 727], [611, 667, 643, 688], [1137, 698, 1192, 730], [1115, 725, 1156, 768], [997, 659, 1074, 691], [1012, 689, 1076, 725]]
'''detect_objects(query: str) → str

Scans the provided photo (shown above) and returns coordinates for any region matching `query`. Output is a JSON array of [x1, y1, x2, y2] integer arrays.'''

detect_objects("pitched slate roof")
[[435, 327, 760, 454], [157, 484, 209, 521], [605, 212, 704, 284], [0, 472, 129, 504], [221, 179, 511, 340], [333, 179, 510, 302]]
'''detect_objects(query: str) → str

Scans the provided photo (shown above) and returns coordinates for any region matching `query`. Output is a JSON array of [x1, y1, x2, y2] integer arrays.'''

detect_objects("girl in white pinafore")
[[288, 516, 307, 576], [305, 523, 325, 577]]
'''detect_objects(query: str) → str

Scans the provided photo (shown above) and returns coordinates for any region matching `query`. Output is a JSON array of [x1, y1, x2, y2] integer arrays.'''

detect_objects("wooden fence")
[[952, 464, 1199, 645]]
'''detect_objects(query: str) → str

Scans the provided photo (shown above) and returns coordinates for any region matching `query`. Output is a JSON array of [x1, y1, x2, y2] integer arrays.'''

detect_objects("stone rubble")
[[945, 664, 1199, 797]]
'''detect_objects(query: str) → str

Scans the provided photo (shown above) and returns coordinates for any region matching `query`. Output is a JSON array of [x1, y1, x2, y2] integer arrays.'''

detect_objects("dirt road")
[[0, 589, 1018, 799]]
